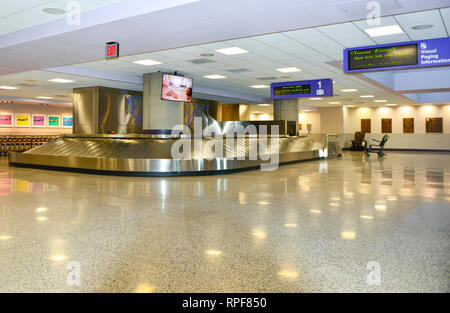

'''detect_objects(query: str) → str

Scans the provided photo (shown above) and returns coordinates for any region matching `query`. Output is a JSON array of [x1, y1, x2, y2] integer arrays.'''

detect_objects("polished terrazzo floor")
[[0, 151, 449, 292]]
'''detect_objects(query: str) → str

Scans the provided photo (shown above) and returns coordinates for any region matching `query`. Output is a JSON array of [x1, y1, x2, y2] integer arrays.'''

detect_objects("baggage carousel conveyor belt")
[[8, 135, 327, 176]]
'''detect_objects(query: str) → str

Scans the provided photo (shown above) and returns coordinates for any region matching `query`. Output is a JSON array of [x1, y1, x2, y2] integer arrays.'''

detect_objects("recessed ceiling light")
[[340, 89, 358, 92], [386, 103, 397, 106], [48, 78, 74, 83], [412, 24, 434, 30], [215, 47, 248, 55], [328, 102, 341, 104], [36, 96, 53, 99], [0, 85, 18, 90], [203, 74, 226, 79], [250, 85, 269, 88], [360, 95, 374, 98], [133, 59, 162, 66], [200, 53, 215, 57], [42, 8, 66, 15], [276, 67, 302, 73], [364, 25, 404, 37], [374, 100, 387, 103], [309, 97, 322, 100], [257, 103, 272, 106]]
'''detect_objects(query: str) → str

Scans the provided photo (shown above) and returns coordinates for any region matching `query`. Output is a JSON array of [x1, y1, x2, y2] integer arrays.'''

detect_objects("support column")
[[143, 72, 184, 134], [273, 99, 299, 135]]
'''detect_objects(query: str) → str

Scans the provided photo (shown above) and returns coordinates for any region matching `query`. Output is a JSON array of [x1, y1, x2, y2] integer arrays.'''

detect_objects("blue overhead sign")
[[271, 79, 333, 99], [344, 37, 450, 73]]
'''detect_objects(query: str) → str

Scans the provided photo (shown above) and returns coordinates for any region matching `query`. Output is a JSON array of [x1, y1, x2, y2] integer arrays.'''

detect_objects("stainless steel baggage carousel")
[[8, 134, 327, 176]]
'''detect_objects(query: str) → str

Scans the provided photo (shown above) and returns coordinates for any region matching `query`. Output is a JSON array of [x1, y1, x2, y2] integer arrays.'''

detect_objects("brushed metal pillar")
[[273, 99, 299, 136], [73, 86, 143, 134], [143, 72, 184, 133]]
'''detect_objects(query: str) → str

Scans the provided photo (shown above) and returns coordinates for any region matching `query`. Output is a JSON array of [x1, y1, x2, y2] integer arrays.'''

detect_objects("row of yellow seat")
[[0, 135, 59, 156]]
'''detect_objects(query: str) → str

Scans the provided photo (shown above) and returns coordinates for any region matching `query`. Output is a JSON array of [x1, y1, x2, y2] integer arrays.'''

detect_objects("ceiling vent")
[[257, 76, 278, 81], [189, 58, 216, 64], [227, 68, 251, 73], [18, 83, 39, 87]]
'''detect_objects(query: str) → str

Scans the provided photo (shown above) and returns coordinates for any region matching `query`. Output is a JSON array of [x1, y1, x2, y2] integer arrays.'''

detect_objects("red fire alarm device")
[[105, 42, 119, 59]]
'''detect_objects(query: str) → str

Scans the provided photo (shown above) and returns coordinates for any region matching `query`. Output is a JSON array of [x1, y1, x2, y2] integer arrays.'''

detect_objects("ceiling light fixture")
[[48, 78, 74, 83], [133, 59, 162, 66], [360, 95, 374, 98], [340, 89, 358, 92], [276, 67, 302, 73], [0, 86, 18, 90], [309, 97, 322, 100], [374, 100, 387, 103], [364, 25, 404, 37], [250, 85, 269, 89], [203, 74, 226, 79], [36, 96, 53, 99], [257, 103, 272, 106], [412, 24, 434, 30], [386, 103, 397, 106], [42, 8, 66, 15], [328, 102, 341, 104], [215, 47, 248, 55]]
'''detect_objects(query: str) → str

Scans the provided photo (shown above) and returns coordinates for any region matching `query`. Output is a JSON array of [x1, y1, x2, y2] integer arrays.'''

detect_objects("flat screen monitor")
[[161, 74, 193, 102], [347, 43, 418, 71], [273, 84, 311, 97]]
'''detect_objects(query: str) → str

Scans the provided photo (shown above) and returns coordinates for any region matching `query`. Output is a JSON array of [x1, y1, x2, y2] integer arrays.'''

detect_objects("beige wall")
[[343, 105, 450, 134], [298, 111, 320, 134], [250, 112, 274, 121], [239, 104, 251, 121], [320, 107, 343, 134], [0, 103, 72, 135], [342, 104, 450, 150]]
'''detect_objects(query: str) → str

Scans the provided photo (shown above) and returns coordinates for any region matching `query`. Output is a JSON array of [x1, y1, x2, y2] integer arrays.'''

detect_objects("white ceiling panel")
[[395, 10, 448, 40], [0, 0, 127, 36], [353, 16, 412, 44], [4, 6, 446, 106], [439, 7, 450, 35], [282, 28, 345, 60], [317, 22, 377, 48]]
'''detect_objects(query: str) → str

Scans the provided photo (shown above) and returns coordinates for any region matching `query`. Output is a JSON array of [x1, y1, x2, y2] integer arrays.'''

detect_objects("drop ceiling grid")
[[0, 0, 127, 36], [395, 9, 449, 40], [440, 7, 450, 35], [2, 9, 449, 105]]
